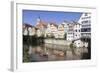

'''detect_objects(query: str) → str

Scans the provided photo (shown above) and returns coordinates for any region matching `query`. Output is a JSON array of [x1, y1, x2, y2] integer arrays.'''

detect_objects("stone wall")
[[44, 39, 71, 46]]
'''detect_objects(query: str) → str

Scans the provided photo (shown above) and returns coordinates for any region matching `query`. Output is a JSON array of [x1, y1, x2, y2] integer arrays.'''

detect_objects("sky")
[[23, 10, 82, 26]]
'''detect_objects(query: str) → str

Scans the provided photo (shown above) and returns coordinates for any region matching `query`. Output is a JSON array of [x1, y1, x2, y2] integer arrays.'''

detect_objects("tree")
[[70, 43, 76, 49]]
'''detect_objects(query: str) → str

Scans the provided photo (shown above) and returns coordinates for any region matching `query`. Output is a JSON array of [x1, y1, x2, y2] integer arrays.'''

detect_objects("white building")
[[62, 21, 69, 40], [32, 27, 36, 36], [23, 27, 28, 36], [46, 23, 58, 38], [36, 29, 42, 37], [65, 22, 82, 47], [45, 23, 51, 37], [23, 23, 36, 36], [50, 23, 58, 38], [67, 22, 74, 41], [23, 23, 33, 36], [73, 22, 82, 47], [23, 24, 28, 36], [28, 27, 33, 36], [63, 21, 68, 33], [58, 24, 64, 39], [78, 13, 91, 38], [73, 22, 81, 40]]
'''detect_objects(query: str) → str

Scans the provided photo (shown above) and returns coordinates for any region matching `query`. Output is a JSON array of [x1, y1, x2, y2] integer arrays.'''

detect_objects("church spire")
[[37, 16, 41, 22]]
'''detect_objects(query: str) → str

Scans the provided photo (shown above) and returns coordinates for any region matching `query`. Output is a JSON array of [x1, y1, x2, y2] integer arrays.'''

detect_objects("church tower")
[[36, 16, 41, 25]]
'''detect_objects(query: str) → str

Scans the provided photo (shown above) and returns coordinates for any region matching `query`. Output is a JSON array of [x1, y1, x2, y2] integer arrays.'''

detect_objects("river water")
[[23, 43, 90, 62]]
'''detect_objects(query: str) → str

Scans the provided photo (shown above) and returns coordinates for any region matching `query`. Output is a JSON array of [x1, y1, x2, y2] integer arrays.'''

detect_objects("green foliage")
[[23, 48, 30, 62], [70, 43, 76, 49]]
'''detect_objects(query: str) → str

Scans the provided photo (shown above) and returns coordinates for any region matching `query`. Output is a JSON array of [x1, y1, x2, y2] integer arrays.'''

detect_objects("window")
[[81, 28, 91, 32], [82, 20, 88, 24], [79, 30, 80, 32], [85, 13, 88, 16], [82, 25, 91, 27], [81, 16, 91, 19]]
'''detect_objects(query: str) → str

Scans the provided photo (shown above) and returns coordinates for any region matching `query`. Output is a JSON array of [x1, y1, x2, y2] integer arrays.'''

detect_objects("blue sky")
[[23, 10, 82, 26]]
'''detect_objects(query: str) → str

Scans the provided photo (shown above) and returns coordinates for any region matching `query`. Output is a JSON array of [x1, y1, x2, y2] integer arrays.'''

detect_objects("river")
[[23, 43, 90, 62]]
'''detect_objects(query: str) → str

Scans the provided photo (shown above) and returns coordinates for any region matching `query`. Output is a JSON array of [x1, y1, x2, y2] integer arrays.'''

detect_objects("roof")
[[23, 23, 33, 27], [50, 22, 58, 27], [36, 21, 48, 29], [61, 24, 64, 27], [67, 21, 81, 27], [73, 21, 81, 25]]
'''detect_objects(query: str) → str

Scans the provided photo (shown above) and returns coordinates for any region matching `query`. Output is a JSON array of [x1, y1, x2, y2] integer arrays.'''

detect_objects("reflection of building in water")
[[27, 44, 89, 62]]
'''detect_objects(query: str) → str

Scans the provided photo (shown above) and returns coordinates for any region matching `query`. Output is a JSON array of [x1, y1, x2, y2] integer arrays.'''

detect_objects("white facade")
[[46, 23, 58, 38], [78, 13, 91, 38], [46, 23, 51, 37], [58, 24, 64, 38], [23, 28, 28, 36], [66, 22, 82, 47], [23, 24, 36, 36], [73, 22, 81, 47], [50, 24, 58, 38], [23, 25, 28, 36], [74, 23, 81, 40], [28, 27, 33, 36], [32, 27, 36, 36], [67, 23, 74, 41], [26, 27, 36, 36], [36, 29, 42, 37], [63, 21, 69, 40], [62, 21, 68, 33]]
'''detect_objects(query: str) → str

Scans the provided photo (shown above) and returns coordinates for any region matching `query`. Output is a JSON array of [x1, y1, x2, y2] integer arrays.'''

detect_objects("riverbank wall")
[[44, 39, 71, 46]]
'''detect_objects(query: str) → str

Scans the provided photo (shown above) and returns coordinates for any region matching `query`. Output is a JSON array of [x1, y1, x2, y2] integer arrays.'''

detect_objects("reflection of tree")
[[23, 45, 30, 62], [81, 37, 91, 59], [70, 43, 76, 49]]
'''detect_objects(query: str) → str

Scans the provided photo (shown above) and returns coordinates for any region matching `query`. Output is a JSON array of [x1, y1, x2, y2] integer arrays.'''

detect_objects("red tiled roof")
[[36, 21, 48, 29]]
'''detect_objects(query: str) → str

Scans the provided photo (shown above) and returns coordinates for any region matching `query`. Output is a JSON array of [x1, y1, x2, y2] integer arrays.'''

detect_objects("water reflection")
[[23, 44, 90, 62]]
